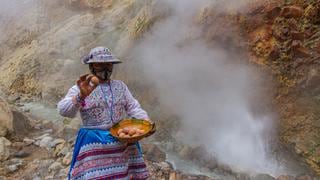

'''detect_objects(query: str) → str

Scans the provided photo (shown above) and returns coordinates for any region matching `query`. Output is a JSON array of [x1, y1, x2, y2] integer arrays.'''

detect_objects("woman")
[[57, 46, 152, 179]]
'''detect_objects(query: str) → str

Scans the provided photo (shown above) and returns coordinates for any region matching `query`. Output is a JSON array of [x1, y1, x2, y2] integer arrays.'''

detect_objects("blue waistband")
[[77, 127, 118, 144]]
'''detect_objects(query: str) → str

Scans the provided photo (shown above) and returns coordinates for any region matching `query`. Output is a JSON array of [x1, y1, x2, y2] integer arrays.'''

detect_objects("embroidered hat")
[[81, 46, 122, 64]]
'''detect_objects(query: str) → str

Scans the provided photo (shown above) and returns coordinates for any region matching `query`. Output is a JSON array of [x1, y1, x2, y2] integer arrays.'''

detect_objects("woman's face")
[[91, 62, 113, 72], [91, 62, 114, 81]]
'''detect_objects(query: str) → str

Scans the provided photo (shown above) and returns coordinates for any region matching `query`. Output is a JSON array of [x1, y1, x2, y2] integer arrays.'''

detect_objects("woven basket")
[[110, 119, 156, 143]]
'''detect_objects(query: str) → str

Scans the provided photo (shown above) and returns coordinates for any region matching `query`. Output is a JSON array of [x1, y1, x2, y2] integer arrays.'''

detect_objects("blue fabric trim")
[[68, 128, 142, 180]]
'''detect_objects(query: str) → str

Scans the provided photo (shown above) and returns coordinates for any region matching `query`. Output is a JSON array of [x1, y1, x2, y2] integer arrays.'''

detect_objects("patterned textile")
[[57, 80, 149, 130], [69, 128, 149, 180]]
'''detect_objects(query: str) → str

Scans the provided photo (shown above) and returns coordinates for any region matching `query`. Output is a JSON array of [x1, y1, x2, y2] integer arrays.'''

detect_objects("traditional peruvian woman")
[[57, 46, 152, 179]]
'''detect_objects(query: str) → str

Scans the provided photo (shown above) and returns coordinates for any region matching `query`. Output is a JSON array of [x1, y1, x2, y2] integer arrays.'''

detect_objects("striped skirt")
[[68, 128, 150, 180]]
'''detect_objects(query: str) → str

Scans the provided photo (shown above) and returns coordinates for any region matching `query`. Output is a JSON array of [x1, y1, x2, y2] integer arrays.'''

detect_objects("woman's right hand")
[[77, 74, 99, 99]]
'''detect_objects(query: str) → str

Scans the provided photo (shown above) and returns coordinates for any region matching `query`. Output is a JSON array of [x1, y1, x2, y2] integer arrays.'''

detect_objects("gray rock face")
[[0, 127, 7, 138], [23, 138, 35, 146], [62, 152, 72, 166], [0, 137, 11, 147], [304, 68, 320, 94], [56, 125, 77, 141], [7, 159, 25, 173], [39, 136, 54, 150], [13, 150, 31, 158], [11, 110, 33, 140], [253, 174, 275, 180], [0, 97, 13, 136], [142, 143, 166, 162], [49, 138, 66, 149], [0, 138, 10, 162], [48, 162, 63, 172], [295, 175, 315, 180], [35, 133, 51, 141], [276, 175, 295, 180], [3, 158, 25, 174]]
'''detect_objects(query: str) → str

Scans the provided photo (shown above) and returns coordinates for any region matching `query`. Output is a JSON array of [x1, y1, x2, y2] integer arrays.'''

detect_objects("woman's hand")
[[77, 74, 99, 99], [147, 120, 156, 135]]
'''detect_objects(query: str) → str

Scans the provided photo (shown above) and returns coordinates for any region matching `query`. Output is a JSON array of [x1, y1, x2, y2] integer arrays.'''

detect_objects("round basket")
[[110, 119, 156, 143]]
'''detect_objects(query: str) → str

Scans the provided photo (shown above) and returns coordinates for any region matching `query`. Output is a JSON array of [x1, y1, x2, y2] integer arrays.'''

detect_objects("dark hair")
[[89, 64, 95, 74]]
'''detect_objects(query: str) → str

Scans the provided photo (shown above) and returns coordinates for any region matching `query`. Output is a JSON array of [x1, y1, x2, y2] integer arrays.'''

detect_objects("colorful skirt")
[[69, 128, 150, 180]]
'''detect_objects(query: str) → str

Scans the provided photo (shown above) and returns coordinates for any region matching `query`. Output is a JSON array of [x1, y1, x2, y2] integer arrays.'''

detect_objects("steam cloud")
[[131, 0, 284, 175]]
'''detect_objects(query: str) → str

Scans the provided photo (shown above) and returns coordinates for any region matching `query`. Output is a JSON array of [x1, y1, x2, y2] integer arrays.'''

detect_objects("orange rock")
[[304, 4, 319, 22], [316, 42, 320, 54], [281, 6, 304, 18], [291, 31, 304, 40], [293, 47, 310, 58], [265, 6, 281, 20], [291, 40, 302, 49], [269, 47, 280, 60]]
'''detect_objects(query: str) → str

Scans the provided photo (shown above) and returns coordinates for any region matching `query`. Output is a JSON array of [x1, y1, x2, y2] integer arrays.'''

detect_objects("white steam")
[[131, 0, 284, 175]]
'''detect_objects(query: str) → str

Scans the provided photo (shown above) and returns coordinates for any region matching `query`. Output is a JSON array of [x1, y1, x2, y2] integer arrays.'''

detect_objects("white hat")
[[81, 46, 122, 64]]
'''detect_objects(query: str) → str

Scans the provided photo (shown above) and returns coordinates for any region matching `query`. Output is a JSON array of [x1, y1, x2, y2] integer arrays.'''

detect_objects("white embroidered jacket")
[[57, 80, 149, 129]]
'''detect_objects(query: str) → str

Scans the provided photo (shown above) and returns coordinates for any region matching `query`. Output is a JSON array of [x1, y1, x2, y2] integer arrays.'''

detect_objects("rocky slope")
[[243, 0, 320, 174], [200, 0, 320, 174]]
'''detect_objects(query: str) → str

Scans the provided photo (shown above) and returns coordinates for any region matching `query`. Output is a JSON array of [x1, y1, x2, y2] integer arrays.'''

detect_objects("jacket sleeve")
[[57, 85, 81, 118], [123, 82, 149, 120]]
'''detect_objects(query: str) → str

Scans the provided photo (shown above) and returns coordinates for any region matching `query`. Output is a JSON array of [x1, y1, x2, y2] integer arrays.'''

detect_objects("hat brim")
[[82, 58, 122, 64]]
